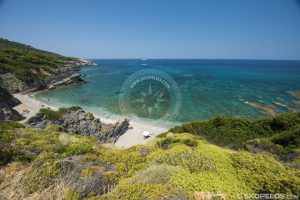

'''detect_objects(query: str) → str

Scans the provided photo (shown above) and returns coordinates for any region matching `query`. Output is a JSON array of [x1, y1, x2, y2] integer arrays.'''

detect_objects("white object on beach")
[[143, 131, 150, 138]]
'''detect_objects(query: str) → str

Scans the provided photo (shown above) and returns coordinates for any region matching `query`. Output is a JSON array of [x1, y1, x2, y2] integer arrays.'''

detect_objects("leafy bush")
[[149, 146, 214, 173], [170, 112, 300, 148], [22, 153, 60, 193], [81, 166, 104, 177], [156, 137, 198, 149], [231, 152, 300, 194], [35, 107, 82, 121], [130, 164, 180, 184], [39, 109, 62, 121], [61, 142, 93, 156], [107, 180, 184, 200], [45, 124, 61, 131], [0, 121, 24, 130], [65, 190, 80, 200]]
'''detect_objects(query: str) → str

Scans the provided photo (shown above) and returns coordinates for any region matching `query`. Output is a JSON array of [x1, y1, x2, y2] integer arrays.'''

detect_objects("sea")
[[35, 59, 300, 127]]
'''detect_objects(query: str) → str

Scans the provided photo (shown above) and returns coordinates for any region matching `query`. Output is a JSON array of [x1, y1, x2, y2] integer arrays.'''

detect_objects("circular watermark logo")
[[119, 69, 181, 121]]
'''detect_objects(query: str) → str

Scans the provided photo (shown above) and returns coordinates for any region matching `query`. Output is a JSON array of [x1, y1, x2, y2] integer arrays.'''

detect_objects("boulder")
[[0, 87, 24, 121], [98, 119, 130, 143]]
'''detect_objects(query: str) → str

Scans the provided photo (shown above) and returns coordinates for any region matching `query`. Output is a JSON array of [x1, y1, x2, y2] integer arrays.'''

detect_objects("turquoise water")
[[35, 59, 300, 125]]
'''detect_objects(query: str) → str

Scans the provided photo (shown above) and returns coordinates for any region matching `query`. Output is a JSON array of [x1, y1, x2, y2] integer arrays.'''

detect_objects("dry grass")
[[0, 162, 69, 200]]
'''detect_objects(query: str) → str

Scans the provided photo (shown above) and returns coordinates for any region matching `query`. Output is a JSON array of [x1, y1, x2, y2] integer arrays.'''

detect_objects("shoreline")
[[13, 93, 168, 148]]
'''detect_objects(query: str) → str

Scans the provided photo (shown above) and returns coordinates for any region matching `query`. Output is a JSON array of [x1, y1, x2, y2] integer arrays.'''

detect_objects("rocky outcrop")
[[26, 107, 129, 143], [98, 119, 130, 143], [0, 73, 27, 93], [27, 107, 102, 136], [0, 87, 24, 121], [0, 107, 24, 121], [0, 65, 87, 93], [58, 156, 116, 197], [48, 73, 85, 89]]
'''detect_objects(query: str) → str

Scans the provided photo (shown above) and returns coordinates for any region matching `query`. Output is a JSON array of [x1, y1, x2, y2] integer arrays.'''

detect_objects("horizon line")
[[86, 58, 300, 62]]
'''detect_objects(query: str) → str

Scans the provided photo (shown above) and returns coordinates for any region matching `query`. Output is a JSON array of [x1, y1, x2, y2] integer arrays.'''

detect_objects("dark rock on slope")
[[98, 119, 130, 143], [0, 87, 24, 121], [58, 156, 117, 198], [27, 107, 129, 143]]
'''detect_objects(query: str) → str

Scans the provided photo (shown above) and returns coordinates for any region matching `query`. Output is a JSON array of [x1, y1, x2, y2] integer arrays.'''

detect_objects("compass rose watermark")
[[119, 69, 181, 121]]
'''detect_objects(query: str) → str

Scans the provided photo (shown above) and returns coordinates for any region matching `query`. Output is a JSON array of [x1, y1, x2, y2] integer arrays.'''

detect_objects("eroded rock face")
[[0, 87, 24, 121], [27, 107, 129, 143], [60, 108, 102, 136], [98, 119, 130, 143], [0, 66, 86, 93], [0, 107, 24, 121], [0, 73, 27, 93]]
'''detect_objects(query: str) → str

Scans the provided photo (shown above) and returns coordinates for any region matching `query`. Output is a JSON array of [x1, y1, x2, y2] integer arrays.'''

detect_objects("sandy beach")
[[13, 93, 167, 148]]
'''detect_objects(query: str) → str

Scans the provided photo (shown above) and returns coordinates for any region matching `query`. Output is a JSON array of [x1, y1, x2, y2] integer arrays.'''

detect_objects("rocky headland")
[[26, 107, 130, 143], [0, 39, 133, 145], [0, 38, 96, 119]]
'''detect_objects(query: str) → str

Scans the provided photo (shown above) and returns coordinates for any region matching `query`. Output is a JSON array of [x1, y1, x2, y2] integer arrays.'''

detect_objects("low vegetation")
[[170, 112, 300, 168], [37, 106, 82, 121], [1, 112, 299, 199]]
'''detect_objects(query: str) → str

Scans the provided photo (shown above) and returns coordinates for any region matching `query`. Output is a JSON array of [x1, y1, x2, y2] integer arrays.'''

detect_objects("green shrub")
[[181, 138, 198, 147], [231, 152, 300, 194], [65, 190, 80, 200], [156, 137, 198, 149], [169, 112, 300, 151], [149, 146, 214, 173], [81, 166, 104, 177], [45, 124, 61, 131], [156, 137, 180, 149], [0, 121, 24, 130], [0, 145, 17, 165], [87, 112, 95, 119], [130, 164, 180, 184], [39, 109, 61, 120], [108, 180, 184, 200], [23, 158, 60, 193], [98, 146, 148, 177], [61, 142, 93, 156]]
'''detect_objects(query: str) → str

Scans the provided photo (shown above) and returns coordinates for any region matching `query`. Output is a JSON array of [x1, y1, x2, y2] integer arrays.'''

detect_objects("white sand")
[[13, 93, 168, 148], [13, 93, 58, 122]]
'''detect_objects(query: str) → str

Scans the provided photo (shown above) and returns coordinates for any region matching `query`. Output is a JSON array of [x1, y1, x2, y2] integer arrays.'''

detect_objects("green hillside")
[[170, 112, 300, 168], [0, 113, 299, 199], [0, 38, 78, 81]]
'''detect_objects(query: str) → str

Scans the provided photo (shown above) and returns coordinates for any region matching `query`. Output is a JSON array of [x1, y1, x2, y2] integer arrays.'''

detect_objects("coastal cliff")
[[0, 38, 95, 93], [0, 38, 96, 121]]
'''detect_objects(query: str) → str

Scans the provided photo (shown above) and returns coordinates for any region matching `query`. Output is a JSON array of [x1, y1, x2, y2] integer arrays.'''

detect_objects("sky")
[[0, 0, 300, 60]]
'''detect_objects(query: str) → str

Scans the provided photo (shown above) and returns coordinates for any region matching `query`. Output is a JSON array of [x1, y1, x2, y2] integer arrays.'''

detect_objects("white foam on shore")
[[13, 93, 169, 148]]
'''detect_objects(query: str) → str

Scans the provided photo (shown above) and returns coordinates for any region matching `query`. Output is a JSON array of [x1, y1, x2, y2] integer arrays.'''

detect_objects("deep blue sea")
[[35, 59, 300, 126]]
